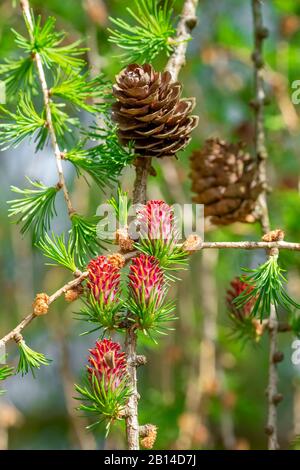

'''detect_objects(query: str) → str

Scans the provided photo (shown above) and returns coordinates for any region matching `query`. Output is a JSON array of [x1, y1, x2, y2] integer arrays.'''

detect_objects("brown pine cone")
[[112, 63, 198, 159], [190, 138, 263, 225]]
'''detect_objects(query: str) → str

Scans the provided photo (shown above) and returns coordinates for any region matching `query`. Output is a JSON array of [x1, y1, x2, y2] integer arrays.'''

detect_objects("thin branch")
[[19, 0, 75, 216], [260, 319, 291, 334], [48, 272, 88, 304], [0, 271, 88, 347], [266, 302, 280, 450], [251, 0, 280, 450], [132, 158, 152, 206], [199, 240, 300, 251], [251, 0, 270, 234], [125, 326, 139, 450], [1, 237, 300, 349], [125, 162, 147, 448], [165, 0, 199, 80], [0, 248, 137, 347]]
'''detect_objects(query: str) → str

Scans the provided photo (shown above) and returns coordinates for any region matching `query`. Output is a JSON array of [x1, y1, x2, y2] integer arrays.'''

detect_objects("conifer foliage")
[[2, 0, 300, 452], [0, 1, 193, 443]]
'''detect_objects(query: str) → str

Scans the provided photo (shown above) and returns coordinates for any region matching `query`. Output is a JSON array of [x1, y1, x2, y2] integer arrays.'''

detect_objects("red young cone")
[[76, 338, 130, 427], [137, 199, 177, 242], [87, 255, 121, 305], [134, 200, 188, 271], [127, 254, 175, 336], [128, 254, 164, 308], [88, 338, 127, 391]]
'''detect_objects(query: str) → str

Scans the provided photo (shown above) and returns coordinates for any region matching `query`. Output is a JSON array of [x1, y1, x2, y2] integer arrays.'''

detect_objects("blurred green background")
[[0, 0, 300, 450]]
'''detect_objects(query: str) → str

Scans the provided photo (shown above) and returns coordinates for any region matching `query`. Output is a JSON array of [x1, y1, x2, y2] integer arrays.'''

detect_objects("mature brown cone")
[[190, 138, 263, 225], [112, 64, 199, 158]]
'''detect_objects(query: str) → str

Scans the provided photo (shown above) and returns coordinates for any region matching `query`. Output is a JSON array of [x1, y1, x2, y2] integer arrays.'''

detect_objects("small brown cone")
[[115, 227, 134, 252], [261, 229, 285, 242], [140, 424, 158, 450], [112, 64, 198, 159], [33, 293, 49, 316], [65, 285, 84, 303], [107, 253, 126, 269], [190, 138, 263, 225], [182, 234, 203, 252]]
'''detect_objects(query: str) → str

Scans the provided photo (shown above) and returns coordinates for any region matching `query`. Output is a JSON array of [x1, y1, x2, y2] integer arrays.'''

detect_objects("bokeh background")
[[0, 0, 300, 450]]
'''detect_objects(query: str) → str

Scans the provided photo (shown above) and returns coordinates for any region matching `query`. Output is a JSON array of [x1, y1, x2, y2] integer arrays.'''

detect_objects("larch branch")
[[1, 238, 300, 349], [165, 0, 199, 80], [0, 271, 88, 347], [126, 0, 200, 451], [199, 240, 300, 251], [19, 0, 75, 216], [251, 0, 270, 234], [251, 0, 280, 450]]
